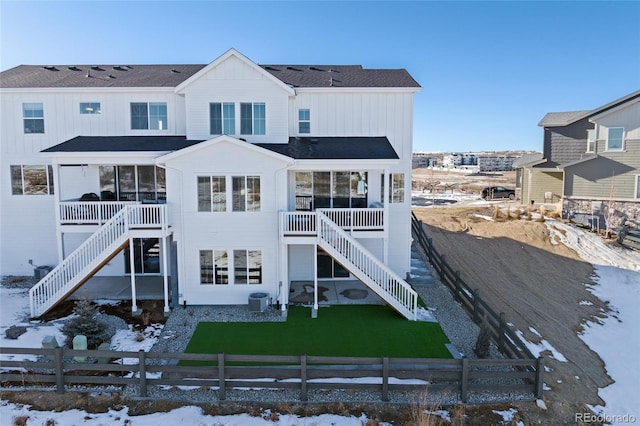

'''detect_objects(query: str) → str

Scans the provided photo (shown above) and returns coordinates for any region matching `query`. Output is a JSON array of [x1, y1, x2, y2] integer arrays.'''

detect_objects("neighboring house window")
[[607, 127, 624, 151], [200, 250, 229, 284], [210, 102, 235, 135], [240, 102, 266, 135], [80, 102, 101, 114], [390, 173, 405, 203], [234, 249, 262, 284], [23, 103, 44, 134], [10, 165, 54, 195], [131, 102, 167, 130], [586, 129, 596, 153], [197, 176, 226, 212], [232, 176, 261, 212], [298, 109, 310, 134]]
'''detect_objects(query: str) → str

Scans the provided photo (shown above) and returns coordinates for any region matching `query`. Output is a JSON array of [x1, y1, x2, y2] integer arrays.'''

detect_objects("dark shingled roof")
[[2, 64, 419, 89], [256, 137, 399, 160], [260, 65, 420, 88], [42, 136, 205, 152], [1, 65, 206, 88], [42, 135, 399, 160]]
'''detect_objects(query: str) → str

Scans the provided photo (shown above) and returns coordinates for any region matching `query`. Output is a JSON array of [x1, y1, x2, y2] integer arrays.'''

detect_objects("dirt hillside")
[[413, 206, 612, 417]]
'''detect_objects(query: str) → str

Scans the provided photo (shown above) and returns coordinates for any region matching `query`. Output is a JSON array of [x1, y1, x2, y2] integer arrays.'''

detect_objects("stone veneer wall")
[[563, 198, 640, 231]]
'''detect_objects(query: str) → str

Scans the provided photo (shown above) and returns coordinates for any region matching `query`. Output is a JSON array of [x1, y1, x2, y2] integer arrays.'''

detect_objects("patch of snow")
[[492, 407, 517, 422], [514, 329, 567, 362], [579, 300, 594, 306]]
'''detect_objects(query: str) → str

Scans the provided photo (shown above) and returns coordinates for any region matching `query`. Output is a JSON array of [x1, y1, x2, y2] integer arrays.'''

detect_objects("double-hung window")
[[200, 250, 229, 284], [606, 127, 624, 151], [240, 102, 266, 135], [10, 165, 54, 195], [386, 173, 405, 203], [586, 129, 596, 153], [197, 176, 226, 212], [210, 102, 235, 135], [23, 103, 44, 134], [234, 250, 262, 284], [298, 109, 310, 134], [131, 102, 167, 130], [232, 176, 261, 211]]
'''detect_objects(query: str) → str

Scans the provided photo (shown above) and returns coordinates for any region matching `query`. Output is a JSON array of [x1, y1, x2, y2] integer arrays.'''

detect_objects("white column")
[[162, 235, 169, 313], [383, 169, 390, 264], [313, 243, 318, 317], [129, 237, 138, 313], [53, 163, 64, 263]]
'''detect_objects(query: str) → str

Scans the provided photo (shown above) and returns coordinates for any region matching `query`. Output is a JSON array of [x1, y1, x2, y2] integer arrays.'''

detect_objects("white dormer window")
[[586, 129, 596, 153], [299, 109, 310, 134], [606, 127, 624, 151]]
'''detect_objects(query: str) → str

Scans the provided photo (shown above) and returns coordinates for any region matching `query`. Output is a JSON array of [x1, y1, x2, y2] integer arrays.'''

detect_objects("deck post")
[[383, 168, 390, 264], [162, 236, 169, 313], [312, 243, 318, 318], [129, 237, 138, 313]]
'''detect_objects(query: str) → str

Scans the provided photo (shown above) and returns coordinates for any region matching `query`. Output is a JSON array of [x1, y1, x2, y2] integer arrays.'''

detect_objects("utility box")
[[73, 335, 87, 362], [34, 265, 53, 280], [248, 292, 269, 312]]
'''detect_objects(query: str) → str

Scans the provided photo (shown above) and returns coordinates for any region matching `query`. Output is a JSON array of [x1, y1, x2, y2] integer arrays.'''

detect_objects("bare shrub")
[[536, 206, 546, 222], [13, 416, 29, 426], [505, 203, 512, 220], [474, 315, 491, 359], [493, 205, 500, 220], [140, 310, 151, 327], [409, 390, 448, 426]]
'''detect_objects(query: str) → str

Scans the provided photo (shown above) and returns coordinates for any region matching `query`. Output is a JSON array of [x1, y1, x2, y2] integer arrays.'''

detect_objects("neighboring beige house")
[[518, 90, 640, 230]]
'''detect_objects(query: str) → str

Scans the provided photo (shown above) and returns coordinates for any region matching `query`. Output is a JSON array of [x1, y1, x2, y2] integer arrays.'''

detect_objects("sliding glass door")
[[99, 165, 166, 202], [294, 171, 367, 210]]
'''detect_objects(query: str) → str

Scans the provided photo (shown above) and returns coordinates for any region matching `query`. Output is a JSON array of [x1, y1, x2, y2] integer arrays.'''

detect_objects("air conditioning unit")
[[34, 266, 53, 280], [248, 292, 269, 312]]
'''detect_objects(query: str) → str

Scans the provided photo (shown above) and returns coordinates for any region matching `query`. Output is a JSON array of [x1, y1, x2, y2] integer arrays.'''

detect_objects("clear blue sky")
[[1, 1, 639, 152]]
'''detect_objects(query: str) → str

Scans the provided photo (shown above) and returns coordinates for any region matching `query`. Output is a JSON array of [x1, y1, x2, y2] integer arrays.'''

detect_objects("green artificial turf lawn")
[[184, 305, 452, 360]]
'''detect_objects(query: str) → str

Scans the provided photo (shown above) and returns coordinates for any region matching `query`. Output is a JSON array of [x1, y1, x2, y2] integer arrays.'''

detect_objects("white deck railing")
[[59, 201, 135, 225], [316, 211, 417, 320], [30, 204, 167, 317], [280, 208, 384, 235]]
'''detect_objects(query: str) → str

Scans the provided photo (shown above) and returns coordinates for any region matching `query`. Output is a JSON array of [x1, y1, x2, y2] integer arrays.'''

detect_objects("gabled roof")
[[1, 49, 420, 89], [41, 136, 204, 152], [538, 90, 640, 127], [256, 137, 399, 160]]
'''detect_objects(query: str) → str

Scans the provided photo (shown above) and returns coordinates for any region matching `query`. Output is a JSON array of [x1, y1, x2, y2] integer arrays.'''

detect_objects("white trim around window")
[[199, 249, 262, 285], [586, 129, 596, 153], [606, 127, 624, 151], [197, 175, 261, 212], [635, 174, 640, 199]]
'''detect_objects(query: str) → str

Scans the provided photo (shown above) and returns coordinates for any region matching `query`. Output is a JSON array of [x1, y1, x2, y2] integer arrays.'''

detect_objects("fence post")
[[454, 271, 462, 302], [498, 312, 506, 353], [218, 353, 226, 401], [472, 289, 480, 323], [535, 357, 545, 398], [460, 357, 469, 403], [382, 356, 389, 402], [300, 354, 308, 401], [55, 346, 64, 394], [138, 350, 147, 397]]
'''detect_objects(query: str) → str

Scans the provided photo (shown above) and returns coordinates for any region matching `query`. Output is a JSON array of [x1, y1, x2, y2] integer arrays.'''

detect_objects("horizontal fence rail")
[[0, 347, 543, 403], [411, 212, 537, 361], [59, 201, 135, 225]]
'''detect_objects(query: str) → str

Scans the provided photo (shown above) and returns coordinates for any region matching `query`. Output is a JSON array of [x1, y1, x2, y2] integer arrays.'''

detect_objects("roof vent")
[[67, 66, 81, 71], [91, 66, 103, 71], [286, 66, 301, 71], [108, 75, 115, 79], [309, 66, 323, 71], [264, 66, 279, 71], [170, 69, 180, 73], [112, 66, 127, 71], [43, 66, 58, 71]]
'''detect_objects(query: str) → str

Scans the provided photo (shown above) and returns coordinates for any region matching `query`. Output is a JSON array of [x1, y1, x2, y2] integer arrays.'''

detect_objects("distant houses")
[[412, 152, 525, 172]]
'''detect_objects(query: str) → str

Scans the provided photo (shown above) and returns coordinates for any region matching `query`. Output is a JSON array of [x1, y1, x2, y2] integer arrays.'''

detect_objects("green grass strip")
[[183, 305, 451, 364]]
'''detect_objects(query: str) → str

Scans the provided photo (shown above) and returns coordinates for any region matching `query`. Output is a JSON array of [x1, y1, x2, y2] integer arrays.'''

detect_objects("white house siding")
[[0, 89, 186, 275], [182, 55, 291, 143], [162, 139, 290, 306]]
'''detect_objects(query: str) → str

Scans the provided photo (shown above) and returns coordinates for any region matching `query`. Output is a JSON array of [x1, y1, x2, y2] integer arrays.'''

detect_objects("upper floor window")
[[10, 165, 54, 195], [131, 102, 167, 130], [586, 129, 596, 153], [299, 109, 310, 134], [388, 173, 405, 203], [23, 103, 44, 134], [80, 102, 101, 114], [240, 102, 266, 135], [606, 127, 624, 151], [210, 102, 235, 135], [232, 176, 261, 211], [197, 176, 226, 212]]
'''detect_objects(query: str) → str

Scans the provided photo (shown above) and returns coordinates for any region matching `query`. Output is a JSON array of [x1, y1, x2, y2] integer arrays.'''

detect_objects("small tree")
[[474, 315, 491, 359], [62, 299, 109, 349]]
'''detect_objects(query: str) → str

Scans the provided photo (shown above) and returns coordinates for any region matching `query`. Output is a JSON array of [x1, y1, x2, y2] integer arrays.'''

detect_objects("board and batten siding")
[[163, 139, 290, 306], [182, 55, 291, 142]]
